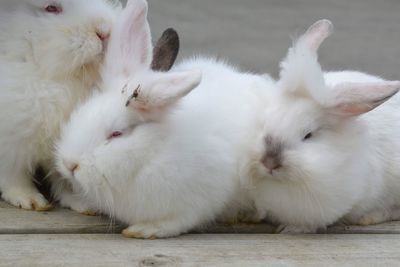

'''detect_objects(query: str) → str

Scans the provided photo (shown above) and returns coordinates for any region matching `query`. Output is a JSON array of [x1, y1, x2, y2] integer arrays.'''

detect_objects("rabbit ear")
[[151, 28, 180, 72], [278, 20, 333, 98], [126, 70, 202, 120], [298, 19, 333, 53], [105, 0, 152, 76], [326, 81, 400, 117]]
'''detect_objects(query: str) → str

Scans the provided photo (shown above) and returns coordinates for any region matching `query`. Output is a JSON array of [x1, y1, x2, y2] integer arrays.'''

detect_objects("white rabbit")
[[53, 25, 183, 215], [56, 0, 267, 238], [245, 19, 400, 233], [0, 0, 121, 210]]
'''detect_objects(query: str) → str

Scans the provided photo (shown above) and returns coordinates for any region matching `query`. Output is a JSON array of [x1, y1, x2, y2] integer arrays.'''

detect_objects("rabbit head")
[[0, 0, 122, 84], [248, 20, 400, 184]]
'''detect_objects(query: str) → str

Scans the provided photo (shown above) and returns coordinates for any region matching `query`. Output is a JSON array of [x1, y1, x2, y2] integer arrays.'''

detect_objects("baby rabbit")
[[0, 0, 121, 210], [56, 0, 268, 238], [245, 19, 400, 233]]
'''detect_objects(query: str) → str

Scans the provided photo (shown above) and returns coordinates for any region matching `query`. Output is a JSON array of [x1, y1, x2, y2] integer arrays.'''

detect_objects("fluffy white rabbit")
[[245, 19, 400, 233], [0, 0, 121, 210], [53, 24, 183, 215], [56, 0, 268, 238]]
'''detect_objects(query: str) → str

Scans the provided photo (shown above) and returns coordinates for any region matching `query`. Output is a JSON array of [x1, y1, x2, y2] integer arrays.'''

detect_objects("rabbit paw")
[[122, 225, 159, 239], [58, 192, 98, 216], [356, 210, 390, 226], [122, 221, 184, 239], [2, 186, 51, 211], [70, 202, 98, 216]]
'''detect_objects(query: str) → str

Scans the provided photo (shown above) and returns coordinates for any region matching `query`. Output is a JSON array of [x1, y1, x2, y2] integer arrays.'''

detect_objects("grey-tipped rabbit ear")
[[151, 28, 180, 71], [300, 19, 333, 52]]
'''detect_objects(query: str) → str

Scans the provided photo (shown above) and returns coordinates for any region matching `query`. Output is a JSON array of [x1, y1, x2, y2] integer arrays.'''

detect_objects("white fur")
[[56, 0, 268, 238], [245, 20, 400, 233], [0, 0, 121, 210]]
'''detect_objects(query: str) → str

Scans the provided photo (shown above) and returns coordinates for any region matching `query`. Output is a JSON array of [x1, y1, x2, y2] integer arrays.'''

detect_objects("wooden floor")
[[1, 201, 400, 266]]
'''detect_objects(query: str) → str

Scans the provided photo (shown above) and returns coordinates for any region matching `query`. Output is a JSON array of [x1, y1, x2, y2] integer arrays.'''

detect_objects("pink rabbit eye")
[[45, 4, 62, 14], [108, 131, 123, 140]]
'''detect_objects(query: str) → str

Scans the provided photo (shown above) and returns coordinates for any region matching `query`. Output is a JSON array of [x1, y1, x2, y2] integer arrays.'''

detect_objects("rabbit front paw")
[[356, 210, 391, 226], [58, 191, 98, 216], [122, 219, 187, 239], [2, 186, 51, 211]]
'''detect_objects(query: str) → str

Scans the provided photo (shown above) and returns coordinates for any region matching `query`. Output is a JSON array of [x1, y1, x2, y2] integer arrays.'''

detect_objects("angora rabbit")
[[53, 26, 182, 214], [0, 0, 121, 210], [245, 19, 400, 233]]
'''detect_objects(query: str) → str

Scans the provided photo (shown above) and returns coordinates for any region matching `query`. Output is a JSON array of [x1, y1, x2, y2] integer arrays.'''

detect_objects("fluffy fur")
[[0, 0, 121, 210], [56, 0, 267, 238], [245, 20, 400, 233]]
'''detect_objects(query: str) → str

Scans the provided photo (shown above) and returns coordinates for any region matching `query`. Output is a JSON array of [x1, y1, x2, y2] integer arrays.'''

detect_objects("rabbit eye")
[[303, 132, 313, 140], [45, 4, 62, 14], [108, 131, 123, 140]]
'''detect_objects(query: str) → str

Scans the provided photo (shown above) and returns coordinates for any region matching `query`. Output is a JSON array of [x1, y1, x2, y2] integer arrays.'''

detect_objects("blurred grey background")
[[122, 0, 400, 79]]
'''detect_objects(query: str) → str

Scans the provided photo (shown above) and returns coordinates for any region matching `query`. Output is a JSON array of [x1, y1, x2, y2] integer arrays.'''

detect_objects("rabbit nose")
[[96, 31, 109, 42], [262, 156, 282, 173], [262, 136, 283, 174], [63, 160, 79, 176], [95, 23, 111, 42]]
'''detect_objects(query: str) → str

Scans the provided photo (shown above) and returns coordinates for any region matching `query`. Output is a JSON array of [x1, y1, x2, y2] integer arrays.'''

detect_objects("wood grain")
[[1, 234, 399, 267], [0, 201, 123, 234]]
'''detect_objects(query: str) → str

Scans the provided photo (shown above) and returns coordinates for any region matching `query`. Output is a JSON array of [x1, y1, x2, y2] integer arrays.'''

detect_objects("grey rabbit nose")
[[262, 135, 283, 173], [262, 156, 282, 173]]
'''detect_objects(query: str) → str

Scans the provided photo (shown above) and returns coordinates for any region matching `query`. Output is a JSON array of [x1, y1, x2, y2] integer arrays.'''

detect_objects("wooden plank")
[[1, 201, 400, 235], [199, 221, 400, 235], [0, 201, 123, 234], [0, 201, 277, 234], [0, 234, 399, 267], [327, 221, 400, 234]]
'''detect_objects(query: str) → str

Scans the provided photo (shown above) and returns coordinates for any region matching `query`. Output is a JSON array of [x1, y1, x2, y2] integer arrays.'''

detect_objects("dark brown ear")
[[151, 28, 180, 71]]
